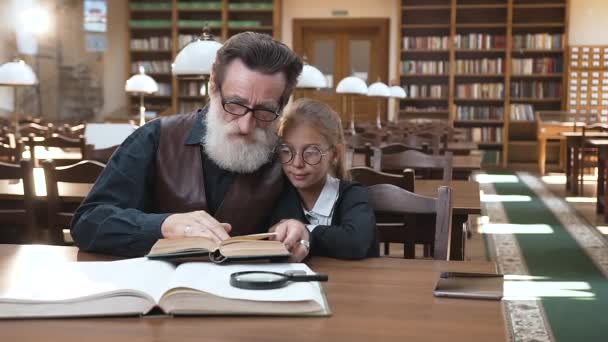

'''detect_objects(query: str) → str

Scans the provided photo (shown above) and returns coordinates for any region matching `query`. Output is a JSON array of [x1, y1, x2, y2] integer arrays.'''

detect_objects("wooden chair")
[[374, 149, 453, 181], [18, 123, 51, 138], [0, 159, 37, 243], [42, 159, 105, 244], [350, 166, 415, 191], [83, 144, 119, 163], [350, 167, 416, 256], [26, 133, 86, 166], [367, 183, 453, 260], [57, 123, 86, 138], [579, 123, 608, 194], [0, 143, 22, 163]]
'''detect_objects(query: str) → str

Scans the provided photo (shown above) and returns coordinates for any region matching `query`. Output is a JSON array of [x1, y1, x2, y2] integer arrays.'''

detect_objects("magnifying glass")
[[230, 271, 329, 290]]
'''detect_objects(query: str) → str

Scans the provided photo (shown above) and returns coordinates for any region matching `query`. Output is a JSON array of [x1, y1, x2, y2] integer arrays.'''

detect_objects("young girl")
[[272, 98, 378, 259]]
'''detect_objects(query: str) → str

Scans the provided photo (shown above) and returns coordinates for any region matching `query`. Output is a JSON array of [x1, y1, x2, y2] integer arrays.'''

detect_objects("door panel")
[[293, 19, 389, 126]]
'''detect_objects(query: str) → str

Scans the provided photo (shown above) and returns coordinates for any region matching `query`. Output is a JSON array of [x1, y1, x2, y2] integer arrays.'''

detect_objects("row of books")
[[456, 106, 504, 120], [463, 127, 503, 143], [131, 2, 272, 11], [456, 83, 504, 99], [401, 61, 449, 75], [403, 36, 449, 50], [130, 37, 171, 51], [179, 81, 206, 96], [510, 104, 535, 121], [511, 57, 563, 75], [454, 34, 506, 50], [512, 34, 563, 50], [131, 61, 171, 73], [455, 58, 503, 74], [156, 83, 172, 96], [405, 84, 448, 98], [401, 106, 448, 113], [511, 81, 562, 98]]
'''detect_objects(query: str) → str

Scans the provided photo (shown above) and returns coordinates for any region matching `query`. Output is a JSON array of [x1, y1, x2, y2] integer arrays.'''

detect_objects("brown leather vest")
[[154, 110, 284, 235]]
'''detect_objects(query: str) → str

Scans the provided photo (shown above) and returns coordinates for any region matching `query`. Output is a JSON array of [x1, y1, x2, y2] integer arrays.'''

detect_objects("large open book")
[[147, 232, 290, 263], [0, 258, 330, 318]]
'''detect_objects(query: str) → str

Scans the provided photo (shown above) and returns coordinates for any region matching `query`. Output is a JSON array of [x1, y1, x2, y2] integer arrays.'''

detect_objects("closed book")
[[0, 258, 330, 318], [434, 272, 503, 300], [147, 232, 290, 263]]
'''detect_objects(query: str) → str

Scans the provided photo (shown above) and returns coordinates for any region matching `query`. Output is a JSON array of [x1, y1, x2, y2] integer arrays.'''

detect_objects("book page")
[[0, 258, 176, 304], [168, 263, 323, 304]]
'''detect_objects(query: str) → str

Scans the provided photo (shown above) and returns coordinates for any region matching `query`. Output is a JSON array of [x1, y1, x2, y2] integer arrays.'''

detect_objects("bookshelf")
[[127, 0, 281, 117], [398, 0, 568, 167]]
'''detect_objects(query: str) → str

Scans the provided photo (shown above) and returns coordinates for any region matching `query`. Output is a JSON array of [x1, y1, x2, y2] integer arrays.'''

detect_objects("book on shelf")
[[456, 83, 504, 99], [456, 106, 504, 120], [464, 127, 503, 143], [131, 61, 171, 73], [403, 36, 449, 50], [401, 60, 449, 75], [512, 33, 563, 50], [455, 34, 506, 49], [455, 58, 503, 74], [147, 232, 290, 263], [130, 36, 171, 51], [404, 84, 448, 98], [0, 257, 330, 318], [511, 57, 563, 75], [511, 81, 562, 98], [510, 104, 535, 121]]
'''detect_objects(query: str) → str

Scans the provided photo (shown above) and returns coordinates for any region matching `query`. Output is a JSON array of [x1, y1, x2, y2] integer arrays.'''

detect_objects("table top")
[[22, 146, 82, 160], [0, 244, 507, 342], [416, 180, 481, 215], [0, 179, 481, 215], [587, 139, 608, 146], [560, 131, 608, 138]]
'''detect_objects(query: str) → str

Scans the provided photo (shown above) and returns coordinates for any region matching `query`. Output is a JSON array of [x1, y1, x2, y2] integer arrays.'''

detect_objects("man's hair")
[[211, 32, 303, 109]]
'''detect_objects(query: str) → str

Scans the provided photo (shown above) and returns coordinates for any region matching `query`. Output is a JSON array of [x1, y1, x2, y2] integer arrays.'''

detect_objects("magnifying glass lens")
[[234, 272, 286, 283]]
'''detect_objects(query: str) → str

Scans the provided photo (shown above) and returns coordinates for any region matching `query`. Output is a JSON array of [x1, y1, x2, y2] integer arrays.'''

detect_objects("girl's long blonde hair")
[[278, 98, 350, 180]]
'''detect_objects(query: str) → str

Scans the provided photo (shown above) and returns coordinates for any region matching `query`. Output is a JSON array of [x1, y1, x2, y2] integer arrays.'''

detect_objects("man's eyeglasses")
[[221, 100, 280, 122], [277, 144, 331, 166]]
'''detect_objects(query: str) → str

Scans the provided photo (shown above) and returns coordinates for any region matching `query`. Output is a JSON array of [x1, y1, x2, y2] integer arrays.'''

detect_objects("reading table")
[[0, 244, 507, 341]]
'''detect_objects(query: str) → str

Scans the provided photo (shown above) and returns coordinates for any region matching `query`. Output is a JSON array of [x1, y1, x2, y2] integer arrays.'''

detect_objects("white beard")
[[203, 94, 278, 173]]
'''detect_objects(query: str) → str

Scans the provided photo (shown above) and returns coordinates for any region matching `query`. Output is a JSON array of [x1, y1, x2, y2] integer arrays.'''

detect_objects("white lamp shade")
[[0, 60, 38, 86], [125, 74, 158, 94], [367, 81, 391, 97], [389, 85, 407, 98], [172, 39, 223, 76], [297, 64, 328, 88], [336, 76, 367, 95]]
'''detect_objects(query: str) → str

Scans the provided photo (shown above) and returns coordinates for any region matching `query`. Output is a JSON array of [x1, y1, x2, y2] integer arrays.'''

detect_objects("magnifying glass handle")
[[288, 274, 329, 282]]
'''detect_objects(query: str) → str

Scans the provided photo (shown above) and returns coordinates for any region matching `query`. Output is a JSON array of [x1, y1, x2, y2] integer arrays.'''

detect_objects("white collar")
[[305, 175, 340, 217]]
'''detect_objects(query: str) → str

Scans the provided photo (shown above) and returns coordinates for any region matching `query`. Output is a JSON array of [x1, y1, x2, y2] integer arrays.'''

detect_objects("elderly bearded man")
[[71, 32, 310, 261]]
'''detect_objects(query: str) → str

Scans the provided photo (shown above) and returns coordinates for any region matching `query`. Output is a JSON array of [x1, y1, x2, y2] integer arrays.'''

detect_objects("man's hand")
[[269, 219, 310, 262], [161, 210, 231, 244]]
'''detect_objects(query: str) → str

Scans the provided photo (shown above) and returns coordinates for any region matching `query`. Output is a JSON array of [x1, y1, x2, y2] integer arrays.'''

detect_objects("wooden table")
[[561, 131, 608, 195], [416, 180, 481, 261], [444, 141, 478, 155], [0, 244, 507, 342], [0, 178, 479, 261]]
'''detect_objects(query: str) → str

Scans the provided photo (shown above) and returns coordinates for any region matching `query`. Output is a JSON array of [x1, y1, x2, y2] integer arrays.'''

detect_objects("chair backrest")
[[582, 123, 608, 136], [27, 133, 87, 165], [58, 123, 86, 138], [349, 166, 415, 191], [0, 159, 37, 242], [367, 183, 452, 260], [83, 144, 119, 163], [375, 149, 453, 181], [41, 159, 105, 244], [18, 123, 51, 138], [0, 143, 22, 163]]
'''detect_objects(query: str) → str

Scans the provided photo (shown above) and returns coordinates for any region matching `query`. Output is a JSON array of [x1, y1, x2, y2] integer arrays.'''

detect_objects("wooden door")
[[293, 19, 389, 125]]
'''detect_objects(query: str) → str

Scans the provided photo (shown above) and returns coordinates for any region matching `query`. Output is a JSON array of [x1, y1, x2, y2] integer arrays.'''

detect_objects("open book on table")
[[0, 258, 330, 318], [147, 232, 290, 263]]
